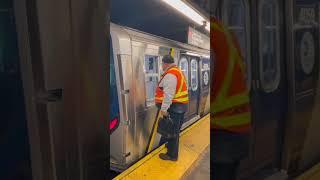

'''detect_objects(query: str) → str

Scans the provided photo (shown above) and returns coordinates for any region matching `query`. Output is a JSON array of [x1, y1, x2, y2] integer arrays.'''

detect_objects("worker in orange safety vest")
[[155, 54, 189, 161], [211, 16, 252, 180]]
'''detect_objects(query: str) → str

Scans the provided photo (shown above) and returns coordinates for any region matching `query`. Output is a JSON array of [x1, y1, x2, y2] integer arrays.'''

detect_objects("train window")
[[191, 59, 198, 91], [259, 0, 280, 92], [222, 0, 251, 90], [144, 55, 159, 107], [179, 57, 189, 87]]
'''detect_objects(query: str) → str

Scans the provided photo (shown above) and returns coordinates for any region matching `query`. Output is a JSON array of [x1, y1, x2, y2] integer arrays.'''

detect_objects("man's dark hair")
[[162, 55, 174, 64]]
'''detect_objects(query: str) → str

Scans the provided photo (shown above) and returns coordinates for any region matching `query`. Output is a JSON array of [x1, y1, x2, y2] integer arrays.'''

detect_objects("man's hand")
[[159, 110, 168, 119]]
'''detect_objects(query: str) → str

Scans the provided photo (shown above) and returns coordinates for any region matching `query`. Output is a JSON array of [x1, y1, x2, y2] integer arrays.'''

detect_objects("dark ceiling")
[[111, 0, 209, 43], [185, 0, 210, 17]]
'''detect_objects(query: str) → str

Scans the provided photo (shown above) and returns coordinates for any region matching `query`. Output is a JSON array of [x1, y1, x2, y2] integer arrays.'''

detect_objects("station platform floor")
[[113, 114, 210, 180], [183, 146, 210, 180]]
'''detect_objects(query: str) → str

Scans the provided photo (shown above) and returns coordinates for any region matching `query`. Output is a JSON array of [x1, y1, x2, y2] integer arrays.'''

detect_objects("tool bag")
[[157, 115, 176, 138]]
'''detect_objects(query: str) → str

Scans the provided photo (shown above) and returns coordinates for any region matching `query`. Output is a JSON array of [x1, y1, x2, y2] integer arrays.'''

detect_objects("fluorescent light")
[[161, 0, 210, 32], [186, 52, 210, 58], [186, 52, 201, 57]]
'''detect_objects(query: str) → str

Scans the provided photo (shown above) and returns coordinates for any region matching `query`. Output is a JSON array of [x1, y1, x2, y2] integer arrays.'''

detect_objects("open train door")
[[13, 0, 108, 179]]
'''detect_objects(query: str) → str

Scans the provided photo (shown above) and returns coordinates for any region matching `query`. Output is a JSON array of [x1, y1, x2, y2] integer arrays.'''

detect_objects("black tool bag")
[[157, 115, 176, 138]]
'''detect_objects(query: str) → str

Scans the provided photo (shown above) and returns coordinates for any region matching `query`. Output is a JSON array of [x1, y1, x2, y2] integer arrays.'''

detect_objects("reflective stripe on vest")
[[155, 66, 189, 104], [212, 103, 251, 133], [211, 18, 251, 132], [212, 21, 249, 113], [214, 112, 251, 127], [212, 121, 251, 134]]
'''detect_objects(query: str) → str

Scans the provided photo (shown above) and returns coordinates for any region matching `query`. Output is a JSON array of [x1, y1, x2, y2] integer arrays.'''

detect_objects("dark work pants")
[[212, 161, 240, 180], [211, 130, 250, 180], [159, 111, 185, 159]]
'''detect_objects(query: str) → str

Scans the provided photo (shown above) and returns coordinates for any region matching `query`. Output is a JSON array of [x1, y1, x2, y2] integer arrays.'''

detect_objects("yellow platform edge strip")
[[114, 114, 210, 180], [296, 163, 320, 180]]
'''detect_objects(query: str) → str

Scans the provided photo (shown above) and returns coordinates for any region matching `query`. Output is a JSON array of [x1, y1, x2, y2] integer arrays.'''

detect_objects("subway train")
[[109, 23, 211, 171], [213, 0, 320, 178]]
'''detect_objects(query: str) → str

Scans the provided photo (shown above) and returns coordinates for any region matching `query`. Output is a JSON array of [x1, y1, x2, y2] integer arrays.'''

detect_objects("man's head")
[[162, 55, 174, 71]]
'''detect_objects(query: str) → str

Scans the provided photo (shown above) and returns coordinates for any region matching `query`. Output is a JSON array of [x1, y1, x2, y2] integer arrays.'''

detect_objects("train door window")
[[222, 0, 251, 89], [179, 57, 189, 87], [190, 59, 198, 91], [259, 0, 280, 92], [144, 55, 159, 107]]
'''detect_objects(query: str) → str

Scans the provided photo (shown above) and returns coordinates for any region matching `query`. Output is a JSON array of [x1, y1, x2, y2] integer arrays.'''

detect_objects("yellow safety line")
[[114, 114, 210, 180], [113, 144, 167, 180], [181, 114, 210, 136]]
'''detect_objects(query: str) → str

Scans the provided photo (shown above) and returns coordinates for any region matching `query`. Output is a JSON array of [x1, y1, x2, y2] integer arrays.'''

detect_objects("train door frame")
[[252, 0, 288, 174], [0, 2, 32, 179], [109, 33, 133, 170], [198, 56, 210, 116], [178, 54, 191, 120], [189, 55, 201, 116], [218, 0, 255, 175], [217, 0, 288, 177], [298, 0, 320, 171], [221, 0, 252, 91], [141, 47, 163, 155], [282, 0, 296, 174], [13, 1, 53, 179], [13, 0, 109, 179], [178, 53, 201, 122], [282, 0, 320, 175]]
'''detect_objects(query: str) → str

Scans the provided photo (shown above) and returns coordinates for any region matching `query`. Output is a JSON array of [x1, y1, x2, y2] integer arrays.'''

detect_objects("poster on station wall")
[[187, 26, 210, 50]]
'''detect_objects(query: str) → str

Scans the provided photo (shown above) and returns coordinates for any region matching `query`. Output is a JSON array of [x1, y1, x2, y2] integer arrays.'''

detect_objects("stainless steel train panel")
[[131, 42, 156, 158], [110, 24, 135, 170]]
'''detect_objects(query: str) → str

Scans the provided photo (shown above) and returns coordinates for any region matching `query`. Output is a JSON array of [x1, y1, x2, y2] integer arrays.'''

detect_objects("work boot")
[[159, 153, 177, 161]]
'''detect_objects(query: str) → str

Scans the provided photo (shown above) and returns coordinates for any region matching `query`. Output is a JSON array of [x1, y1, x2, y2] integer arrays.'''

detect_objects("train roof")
[[110, 22, 210, 55]]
